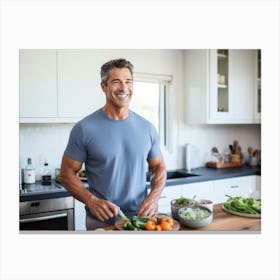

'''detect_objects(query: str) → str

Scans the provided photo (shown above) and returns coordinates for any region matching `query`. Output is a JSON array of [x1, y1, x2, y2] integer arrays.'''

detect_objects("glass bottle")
[[23, 158, 35, 184], [41, 161, 51, 185]]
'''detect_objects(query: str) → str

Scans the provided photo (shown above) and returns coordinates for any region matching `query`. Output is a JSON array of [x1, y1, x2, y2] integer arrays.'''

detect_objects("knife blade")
[[118, 207, 129, 221]]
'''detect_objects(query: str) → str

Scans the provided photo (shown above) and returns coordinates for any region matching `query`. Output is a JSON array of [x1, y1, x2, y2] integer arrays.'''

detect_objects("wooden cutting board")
[[206, 161, 242, 169]]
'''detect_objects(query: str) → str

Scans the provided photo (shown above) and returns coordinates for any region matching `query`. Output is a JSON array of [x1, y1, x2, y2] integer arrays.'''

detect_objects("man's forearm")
[[149, 164, 166, 201], [60, 173, 97, 207]]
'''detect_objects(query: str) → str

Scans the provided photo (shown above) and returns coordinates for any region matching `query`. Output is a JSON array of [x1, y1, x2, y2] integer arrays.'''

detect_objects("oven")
[[20, 196, 74, 231]]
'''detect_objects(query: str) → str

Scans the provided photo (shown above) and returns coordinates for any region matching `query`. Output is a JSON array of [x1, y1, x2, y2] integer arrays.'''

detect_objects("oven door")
[[20, 209, 74, 230]]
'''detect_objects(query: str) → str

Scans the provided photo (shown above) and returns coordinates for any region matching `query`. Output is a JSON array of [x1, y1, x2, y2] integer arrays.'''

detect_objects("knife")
[[118, 207, 129, 221]]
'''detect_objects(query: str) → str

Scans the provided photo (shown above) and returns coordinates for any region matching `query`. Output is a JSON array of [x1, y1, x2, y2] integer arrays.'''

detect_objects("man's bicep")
[[61, 155, 83, 174], [147, 154, 165, 171]]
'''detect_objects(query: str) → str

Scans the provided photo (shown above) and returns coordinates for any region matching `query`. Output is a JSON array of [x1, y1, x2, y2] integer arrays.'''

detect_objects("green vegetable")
[[180, 207, 211, 220], [224, 195, 261, 215], [131, 216, 148, 229], [174, 197, 194, 205], [123, 220, 137, 230], [123, 216, 150, 230]]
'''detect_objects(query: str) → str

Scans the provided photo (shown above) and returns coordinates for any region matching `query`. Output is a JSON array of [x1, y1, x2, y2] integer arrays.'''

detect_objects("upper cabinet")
[[20, 50, 58, 118], [184, 49, 261, 124], [56, 50, 105, 119], [20, 50, 105, 123]]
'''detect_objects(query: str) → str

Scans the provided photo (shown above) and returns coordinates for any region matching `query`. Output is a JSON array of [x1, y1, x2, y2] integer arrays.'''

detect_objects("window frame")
[[133, 72, 172, 149]]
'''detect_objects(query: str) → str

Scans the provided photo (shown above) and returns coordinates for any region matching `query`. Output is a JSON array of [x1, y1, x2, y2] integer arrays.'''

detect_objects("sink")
[[166, 171, 199, 180], [146, 170, 199, 182]]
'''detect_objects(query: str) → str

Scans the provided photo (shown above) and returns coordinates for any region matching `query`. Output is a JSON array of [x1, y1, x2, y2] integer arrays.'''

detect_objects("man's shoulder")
[[78, 108, 103, 124]]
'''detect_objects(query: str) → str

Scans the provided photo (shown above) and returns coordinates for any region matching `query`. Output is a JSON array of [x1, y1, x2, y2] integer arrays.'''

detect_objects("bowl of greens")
[[178, 205, 213, 228], [222, 195, 261, 218], [171, 197, 196, 220]]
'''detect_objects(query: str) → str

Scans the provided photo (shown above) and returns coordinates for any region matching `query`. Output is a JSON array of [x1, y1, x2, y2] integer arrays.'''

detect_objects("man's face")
[[101, 67, 133, 108]]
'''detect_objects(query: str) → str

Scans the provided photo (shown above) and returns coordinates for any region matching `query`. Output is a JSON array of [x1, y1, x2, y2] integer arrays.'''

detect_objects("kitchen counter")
[[20, 180, 89, 202], [19, 165, 260, 201], [160, 165, 261, 187], [102, 203, 261, 232]]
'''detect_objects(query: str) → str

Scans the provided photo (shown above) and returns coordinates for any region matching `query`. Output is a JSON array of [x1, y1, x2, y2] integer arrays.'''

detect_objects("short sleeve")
[[64, 122, 87, 163], [147, 123, 161, 159]]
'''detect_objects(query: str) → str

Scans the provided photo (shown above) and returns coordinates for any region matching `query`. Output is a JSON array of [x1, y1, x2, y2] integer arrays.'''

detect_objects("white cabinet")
[[213, 176, 257, 204], [156, 185, 182, 214], [20, 49, 105, 123], [184, 49, 260, 124], [20, 50, 57, 118], [74, 199, 86, 230], [57, 50, 105, 118], [181, 181, 215, 201]]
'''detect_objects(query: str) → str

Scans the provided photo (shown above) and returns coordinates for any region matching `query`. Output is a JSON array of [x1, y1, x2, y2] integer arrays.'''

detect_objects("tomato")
[[160, 217, 173, 231], [161, 217, 174, 227], [145, 220, 156, 230]]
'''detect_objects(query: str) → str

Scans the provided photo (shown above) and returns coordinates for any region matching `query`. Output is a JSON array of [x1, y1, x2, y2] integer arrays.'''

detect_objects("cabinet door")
[[57, 50, 105, 119], [229, 50, 256, 122], [213, 176, 257, 204], [181, 181, 215, 202], [209, 49, 256, 123], [209, 49, 233, 121], [74, 199, 86, 230], [156, 186, 182, 214], [20, 50, 57, 118]]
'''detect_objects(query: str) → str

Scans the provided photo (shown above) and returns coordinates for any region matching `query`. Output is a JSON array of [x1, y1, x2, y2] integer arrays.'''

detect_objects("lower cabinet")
[[213, 176, 257, 204], [157, 175, 259, 213], [181, 181, 215, 202], [156, 185, 182, 214], [74, 199, 86, 230]]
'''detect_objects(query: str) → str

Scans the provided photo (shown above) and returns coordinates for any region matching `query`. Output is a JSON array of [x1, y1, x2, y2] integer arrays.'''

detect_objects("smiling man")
[[60, 58, 166, 230]]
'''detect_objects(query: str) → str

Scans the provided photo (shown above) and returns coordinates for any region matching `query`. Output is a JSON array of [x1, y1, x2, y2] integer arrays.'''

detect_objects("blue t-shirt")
[[64, 108, 161, 224]]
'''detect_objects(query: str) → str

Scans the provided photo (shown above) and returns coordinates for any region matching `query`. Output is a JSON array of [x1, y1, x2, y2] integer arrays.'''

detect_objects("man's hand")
[[87, 196, 119, 221], [137, 195, 159, 217]]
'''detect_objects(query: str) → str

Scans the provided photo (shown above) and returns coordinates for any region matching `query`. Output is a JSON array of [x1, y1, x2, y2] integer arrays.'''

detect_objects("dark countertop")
[[20, 181, 89, 202], [19, 165, 261, 202], [161, 165, 261, 187]]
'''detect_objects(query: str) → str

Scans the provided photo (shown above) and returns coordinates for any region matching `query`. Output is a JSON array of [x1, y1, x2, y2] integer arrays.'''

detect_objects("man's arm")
[[60, 155, 118, 221], [137, 153, 166, 216]]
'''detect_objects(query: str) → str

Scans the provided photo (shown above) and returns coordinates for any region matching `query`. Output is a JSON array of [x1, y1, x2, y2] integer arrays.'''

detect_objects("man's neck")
[[102, 105, 130, 120]]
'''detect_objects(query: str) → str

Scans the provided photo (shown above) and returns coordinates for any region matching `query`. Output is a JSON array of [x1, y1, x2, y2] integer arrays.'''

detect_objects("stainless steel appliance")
[[20, 196, 74, 230]]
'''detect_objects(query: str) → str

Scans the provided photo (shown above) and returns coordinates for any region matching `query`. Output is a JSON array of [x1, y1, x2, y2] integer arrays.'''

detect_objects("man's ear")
[[101, 82, 107, 94]]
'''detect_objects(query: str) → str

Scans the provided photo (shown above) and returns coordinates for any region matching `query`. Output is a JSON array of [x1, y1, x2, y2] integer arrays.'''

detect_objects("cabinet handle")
[[160, 196, 167, 199], [230, 185, 239, 189]]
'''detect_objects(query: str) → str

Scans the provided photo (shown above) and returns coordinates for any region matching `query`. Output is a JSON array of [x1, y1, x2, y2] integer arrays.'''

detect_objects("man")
[[60, 58, 166, 230]]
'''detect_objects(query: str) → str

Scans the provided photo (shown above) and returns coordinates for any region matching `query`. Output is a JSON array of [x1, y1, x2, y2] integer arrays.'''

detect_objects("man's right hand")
[[87, 196, 119, 221]]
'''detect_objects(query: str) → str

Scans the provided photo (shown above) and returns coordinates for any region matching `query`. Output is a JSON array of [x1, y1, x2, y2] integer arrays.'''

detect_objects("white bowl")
[[195, 199, 213, 212], [178, 205, 213, 228]]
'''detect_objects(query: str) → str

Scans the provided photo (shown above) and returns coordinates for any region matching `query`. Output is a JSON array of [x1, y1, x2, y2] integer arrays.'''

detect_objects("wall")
[[177, 123, 261, 169], [19, 122, 261, 179], [20, 123, 74, 180]]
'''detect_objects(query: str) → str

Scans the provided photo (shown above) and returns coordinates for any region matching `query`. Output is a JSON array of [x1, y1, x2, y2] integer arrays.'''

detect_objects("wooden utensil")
[[248, 147, 254, 156]]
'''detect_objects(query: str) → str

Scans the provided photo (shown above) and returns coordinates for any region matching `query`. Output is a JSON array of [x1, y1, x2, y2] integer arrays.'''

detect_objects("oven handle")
[[20, 213, 67, 223]]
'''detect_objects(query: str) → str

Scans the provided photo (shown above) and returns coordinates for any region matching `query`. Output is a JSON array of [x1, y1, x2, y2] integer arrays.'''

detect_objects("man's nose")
[[119, 81, 128, 91]]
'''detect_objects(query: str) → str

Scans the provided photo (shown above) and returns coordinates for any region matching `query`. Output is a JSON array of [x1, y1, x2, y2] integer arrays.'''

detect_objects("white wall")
[[177, 123, 261, 169], [20, 123, 74, 180], [19, 122, 261, 179]]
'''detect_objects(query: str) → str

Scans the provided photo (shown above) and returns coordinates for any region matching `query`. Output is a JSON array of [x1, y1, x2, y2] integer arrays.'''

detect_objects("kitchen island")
[[101, 204, 261, 232]]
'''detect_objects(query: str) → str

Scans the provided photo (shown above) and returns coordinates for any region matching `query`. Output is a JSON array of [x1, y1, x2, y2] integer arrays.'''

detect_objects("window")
[[130, 73, 172, 147]]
